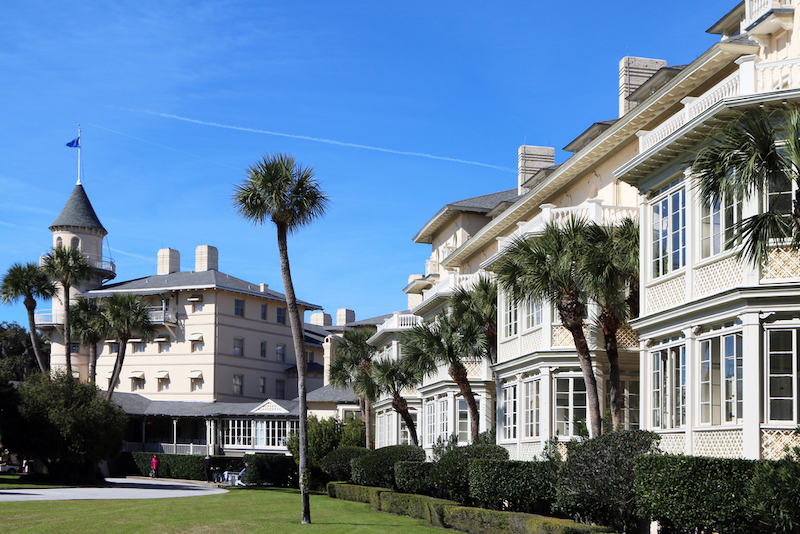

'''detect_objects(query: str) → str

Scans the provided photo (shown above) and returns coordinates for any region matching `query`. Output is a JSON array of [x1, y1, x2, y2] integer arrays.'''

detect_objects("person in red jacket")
[[150, 455, 160, 478]]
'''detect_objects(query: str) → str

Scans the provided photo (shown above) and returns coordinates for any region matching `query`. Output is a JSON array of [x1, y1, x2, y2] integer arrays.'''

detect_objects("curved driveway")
[[0, 477, 229, 502]]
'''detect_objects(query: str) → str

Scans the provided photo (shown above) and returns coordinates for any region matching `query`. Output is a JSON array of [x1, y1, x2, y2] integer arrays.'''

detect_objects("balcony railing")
[[375, 312, 422, 334], [147, 306, 177, 324], [34, 309, 64, 326], [123, 441, 210, 455], [745, 0, 793, 29], [39, 252, 115, 274], [639, 55, 800, 153], [419, 272, 481, 303]]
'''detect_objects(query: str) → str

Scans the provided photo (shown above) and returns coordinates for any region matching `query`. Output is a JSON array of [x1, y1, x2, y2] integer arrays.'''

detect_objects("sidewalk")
[[0, 476, 229, 502]]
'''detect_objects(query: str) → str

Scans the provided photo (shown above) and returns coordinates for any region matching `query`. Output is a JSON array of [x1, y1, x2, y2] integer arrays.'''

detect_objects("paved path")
[[0, 477, 229, 502]]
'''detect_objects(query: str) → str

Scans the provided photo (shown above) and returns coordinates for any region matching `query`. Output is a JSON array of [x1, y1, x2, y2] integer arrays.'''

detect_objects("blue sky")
[[0, 0, 733, 326]]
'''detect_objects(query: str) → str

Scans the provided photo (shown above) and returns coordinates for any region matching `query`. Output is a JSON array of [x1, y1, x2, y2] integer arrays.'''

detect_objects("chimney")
[[157, 248, 180, 275], [518, 146, 555, 195], [310, 312, 332, 326], [336, 308, 355, 326], [260, 283, 269, 292], [619, 56, 667, 117], [195, 245, 218, 272]]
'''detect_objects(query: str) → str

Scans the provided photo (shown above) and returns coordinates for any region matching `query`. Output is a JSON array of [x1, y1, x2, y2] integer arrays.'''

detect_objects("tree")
[[579, 218, 639, 430], [401, 310, 487, 442], [693, 107, 800, 267], [42, 245, 91, 375], [104, 293, 155, 401], [0, 321, 37, 381], [495, 218, 602, 438], [0, 262, 56, 373], [0, 371, 127, 482], [233, 152, 329, 524], [328, 328, 378, 449], [450, 275, 498, 364], [371, 356, 424, 446], [70, 298, 109, 384]]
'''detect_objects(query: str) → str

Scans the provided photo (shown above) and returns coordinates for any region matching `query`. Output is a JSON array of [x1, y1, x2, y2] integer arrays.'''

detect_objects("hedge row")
[[469, 459, 557, 515], [242, 454, 296, 487], [130, 452, 243, 480], [328, 483, 613, 534], [349, 444, 426, 490]]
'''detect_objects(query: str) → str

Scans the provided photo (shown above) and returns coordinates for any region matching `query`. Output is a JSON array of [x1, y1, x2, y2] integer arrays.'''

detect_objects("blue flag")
[[66, 137, 80, 148]]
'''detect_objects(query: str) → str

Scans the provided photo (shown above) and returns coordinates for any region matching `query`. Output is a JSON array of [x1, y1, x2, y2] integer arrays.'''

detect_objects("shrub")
[[243, 454, 296, 487], [320, 446, 368, 481], [429, 443, 509, 503], [350, 445, 426, 489], [470, 459, 557, 514], [395, 461, 435, 495], [751, 447, 800, 533], [130, 453, 243, 480], [556, 429, 660, 533], [636, 454, 757, 534]]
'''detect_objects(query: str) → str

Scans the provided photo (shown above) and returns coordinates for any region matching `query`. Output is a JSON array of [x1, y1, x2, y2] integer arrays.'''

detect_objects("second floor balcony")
[[147, 306, 178, 324], [412, 271, 483, 317]]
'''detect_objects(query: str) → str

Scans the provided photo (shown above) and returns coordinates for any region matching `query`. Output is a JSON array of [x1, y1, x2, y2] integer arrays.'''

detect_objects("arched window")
[[56, 237, 63, 248], [71, 237, 80, 250]]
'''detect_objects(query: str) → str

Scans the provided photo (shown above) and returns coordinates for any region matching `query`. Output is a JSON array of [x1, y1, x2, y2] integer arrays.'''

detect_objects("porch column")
[[540, 366, 552, 444], [683, 326, 696, 456], [141, 418, 146, 445], [741, 312, 761, 459], [172, 418, 178, 450], [515, 373, 523, 460]]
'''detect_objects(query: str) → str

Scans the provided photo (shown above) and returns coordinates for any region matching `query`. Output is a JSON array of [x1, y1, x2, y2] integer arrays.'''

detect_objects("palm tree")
[[233, 152, 328, 524], [0, 262, 56, 372], [328, 328, 379, 449], [401, 310, 487, 442], [104, 293, 155, 401], [42, 245, 91, 374], [371, 356, 424, 446], [495, 217, 602, 438], [70, 298, 109, 384], [450, 275, 498, 364], [693, 107, 800, 266], [579, 218, 639, 430]]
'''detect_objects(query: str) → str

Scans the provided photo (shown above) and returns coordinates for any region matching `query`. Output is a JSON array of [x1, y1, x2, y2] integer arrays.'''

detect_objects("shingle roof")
[[304, 384, 359, 404], [50, 184, 107, 235], [82, 270, 320, 309], [111, 391, 300, 417], [448, 189, 521, 211]]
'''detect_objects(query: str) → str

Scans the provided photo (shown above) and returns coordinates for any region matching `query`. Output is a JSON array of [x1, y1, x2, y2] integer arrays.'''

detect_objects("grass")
[[0, 485, 445, 534], [0, 474, 69, 489]]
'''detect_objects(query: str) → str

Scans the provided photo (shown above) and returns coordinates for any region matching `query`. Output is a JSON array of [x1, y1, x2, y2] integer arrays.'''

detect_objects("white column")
[[735, 55, 758, 96], [741, 312, 762, 459], [684, 167, 695, 304], [515, 373, 523, 460], [683, 327, 696, 456], [173, 418, 178, 449], [586, 198, 603, 223], [540, 367, 553, 441]]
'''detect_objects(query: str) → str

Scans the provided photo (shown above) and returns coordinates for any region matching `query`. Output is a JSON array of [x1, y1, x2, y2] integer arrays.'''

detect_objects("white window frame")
[[525, 299, 542, 330], [223, 419, 252, 446], [766, 328, 798, 424], [701, 194, 742, 259], [554, 376, 587, 438], [651, 182, 686, 279], [438, 398, 449, 440], [652, 344, 686, 429], [503, 384, 517, 441], [426, 402, 435, 446], [503, 296, 518, 338], [524, 380, 540, 438]]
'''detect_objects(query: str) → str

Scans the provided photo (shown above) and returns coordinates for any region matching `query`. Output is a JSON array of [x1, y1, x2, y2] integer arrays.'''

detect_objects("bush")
[[395, 461, 435, 495], [130, 453, 243, 480], [556, 429, 660, 533], [429, 443, 509, 503], [243, 454, 296, 487], [636, 454, 757, 534], [320, 446, 368, 481], [470, 459, 557, 515], [751, 447, 800, 533], [350, 445, 426, 489]]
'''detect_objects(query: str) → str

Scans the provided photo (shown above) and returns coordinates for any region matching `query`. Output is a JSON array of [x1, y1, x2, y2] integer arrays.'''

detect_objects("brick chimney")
[[619, 56, 666, 117]]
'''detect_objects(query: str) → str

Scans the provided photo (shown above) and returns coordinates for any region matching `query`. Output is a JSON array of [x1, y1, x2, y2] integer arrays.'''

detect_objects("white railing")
[[34, 309, 65, 325], [757, 57, 800, 91], [425, 258, 439, 276], [147, 306, 177, 324], [39, 252, 115, 274], [123, 442, 209, 455], [746, 0, 793, 28], [420, 272, 481, 303], [498, 201, 637, 251], [377, 312, 422, 332]]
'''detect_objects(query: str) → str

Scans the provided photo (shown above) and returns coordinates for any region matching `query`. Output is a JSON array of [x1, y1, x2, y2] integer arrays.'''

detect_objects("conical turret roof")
[[49, 184, 107, 236]]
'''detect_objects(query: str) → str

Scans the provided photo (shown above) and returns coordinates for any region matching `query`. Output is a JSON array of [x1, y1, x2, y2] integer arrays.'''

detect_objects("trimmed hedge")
[[130, 452, 243, 480], [470, 459, 557, 515], [328, 483, 613, 534], [242, 454, 296, 487], [395, 461, 435, 495], [429, 443, 509, 503], [635, 454, 757, 534], [320, 446, 368, 482], [751, 448, 800, 533], [350, 445, 426, 490]]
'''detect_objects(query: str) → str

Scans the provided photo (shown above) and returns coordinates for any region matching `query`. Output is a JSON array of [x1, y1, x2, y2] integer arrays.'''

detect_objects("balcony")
[[34, 309, 64, 327], [369, 312, 423, 346], [412, 271, 483, 316], [497, 200, 637, 251], [745, 0, 793, 34], [147, 306, 178, 324], [40, 252, 116, 278]]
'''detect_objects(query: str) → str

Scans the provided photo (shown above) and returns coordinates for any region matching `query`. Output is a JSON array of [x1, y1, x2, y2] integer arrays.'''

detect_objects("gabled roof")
[[81, 270, 320, 310], [110, 391, 300, 417], [304, 384, 359, 404], [413, 189, 521, 244], [50, 184, 107, 235], [563, 120, 618, 154]]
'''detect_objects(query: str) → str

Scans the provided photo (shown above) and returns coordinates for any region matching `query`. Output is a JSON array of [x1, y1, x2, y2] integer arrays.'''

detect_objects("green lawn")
[[0, 486, 445, 534]]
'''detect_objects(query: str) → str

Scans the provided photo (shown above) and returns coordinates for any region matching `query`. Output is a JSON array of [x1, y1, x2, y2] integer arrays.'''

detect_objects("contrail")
[[141, 110, 516, 173]]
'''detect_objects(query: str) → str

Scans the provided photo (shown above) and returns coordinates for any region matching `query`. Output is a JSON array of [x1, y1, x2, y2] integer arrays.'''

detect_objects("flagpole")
[[77, 125, 81, 185]]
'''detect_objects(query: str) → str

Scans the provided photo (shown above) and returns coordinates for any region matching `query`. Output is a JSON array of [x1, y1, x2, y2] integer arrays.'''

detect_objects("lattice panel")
[[500, 443, 516, 458], [521, 329, 543, 355], [764, 248, 800, 279], [657, 433, 686, 455], [519, 441, 544, 461], [693, 430, 743, 459], [464, 360, 483, 378], [645, 275, 686, 314], [694, 256, 743, 297], [498, 340, 517, 363], [552, 325, 575, 347], [761, 429, 800, 460], [616, 326, 638, 348]]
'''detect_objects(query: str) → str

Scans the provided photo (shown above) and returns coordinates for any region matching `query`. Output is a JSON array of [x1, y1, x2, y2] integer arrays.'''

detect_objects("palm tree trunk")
[[599, 307, 623, 431], [106, 338, 128, 402], [88, 342, 98, 383], [568, 324, 602, 438], [449, 363, 480, 442], [359, 397, 374, 449], [25, 301, 47, 373], [63, 282, 72, 374], [392, 394, 419, 446], [276, 225, 311, 524]]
